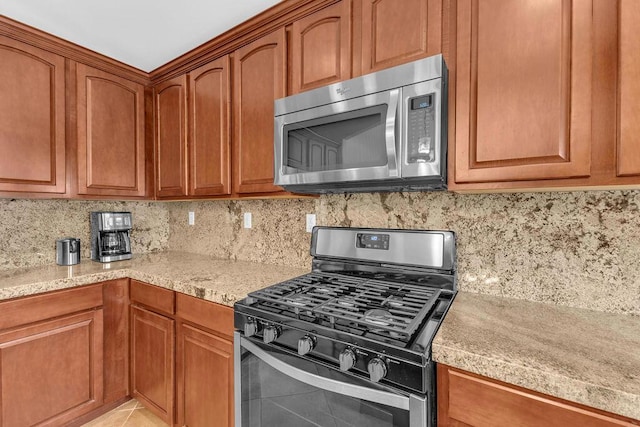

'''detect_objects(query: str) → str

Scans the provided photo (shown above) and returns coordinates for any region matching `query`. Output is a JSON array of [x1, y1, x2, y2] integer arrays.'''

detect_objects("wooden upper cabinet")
[[360, 0, 442, 74], [454, 0, 593, 184], [290, 1, 352, 94], [233, 29, 286, 194], [617, 0, 640, 177], [189, 56, 232, 196], [155, 75, 188, 198], [0, 35, 66, 194], [76, 63, 146, 197]]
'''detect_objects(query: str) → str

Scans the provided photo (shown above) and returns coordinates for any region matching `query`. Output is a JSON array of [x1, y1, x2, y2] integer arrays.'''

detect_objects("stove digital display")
[[356, 233, 389, 250]]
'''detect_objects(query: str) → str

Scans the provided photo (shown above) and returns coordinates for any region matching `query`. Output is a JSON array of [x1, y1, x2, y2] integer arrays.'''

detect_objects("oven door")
[[234, 332, 429, 427], [274, 89, 401, 187]]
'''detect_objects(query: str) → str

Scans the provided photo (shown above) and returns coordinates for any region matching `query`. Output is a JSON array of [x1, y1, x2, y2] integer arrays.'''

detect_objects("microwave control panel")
[[407, 94, 436, 164]]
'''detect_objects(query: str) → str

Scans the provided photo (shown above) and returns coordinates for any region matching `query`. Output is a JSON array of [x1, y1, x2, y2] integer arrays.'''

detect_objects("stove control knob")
[[367, 357, 388, 383], [297, 335, 316, 355], [244, 318, 258, 337], [339, 348, 357, 371], [263, 325, 279, 344]]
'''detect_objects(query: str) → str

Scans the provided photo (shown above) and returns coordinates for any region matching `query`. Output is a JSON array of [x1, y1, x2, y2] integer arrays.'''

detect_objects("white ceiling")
[[0, 0, 282, 72]]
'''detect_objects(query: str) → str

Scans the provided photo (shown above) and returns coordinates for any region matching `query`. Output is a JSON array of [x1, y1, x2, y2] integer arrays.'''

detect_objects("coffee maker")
[[90, 212, 132, 262]]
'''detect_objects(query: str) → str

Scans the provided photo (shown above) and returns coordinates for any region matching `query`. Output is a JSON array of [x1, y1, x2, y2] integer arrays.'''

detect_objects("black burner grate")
[[248, 272, 441, 342]]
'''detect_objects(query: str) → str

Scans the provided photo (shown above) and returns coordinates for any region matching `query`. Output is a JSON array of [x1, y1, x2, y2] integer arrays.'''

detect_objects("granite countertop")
[[0, 251, 309, 306], [432, 291, 640, 421], [2, 255, 638, 421]]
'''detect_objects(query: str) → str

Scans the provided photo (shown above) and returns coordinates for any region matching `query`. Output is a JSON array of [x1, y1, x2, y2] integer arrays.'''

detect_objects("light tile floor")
[[81, 399, 168, 427]]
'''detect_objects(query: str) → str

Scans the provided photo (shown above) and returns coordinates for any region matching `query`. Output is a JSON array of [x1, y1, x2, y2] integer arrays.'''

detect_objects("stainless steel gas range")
[[234, 227, 457, 427]]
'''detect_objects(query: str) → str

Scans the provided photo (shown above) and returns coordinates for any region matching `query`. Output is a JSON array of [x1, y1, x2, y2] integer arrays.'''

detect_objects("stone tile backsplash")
[[2, 190, 639, 315], [0, 199, 169, 270]]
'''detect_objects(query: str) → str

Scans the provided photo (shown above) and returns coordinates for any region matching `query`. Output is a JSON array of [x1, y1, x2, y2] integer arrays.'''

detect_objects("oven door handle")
[[239, 336, 410, 411], [385, 88, 400, 178]]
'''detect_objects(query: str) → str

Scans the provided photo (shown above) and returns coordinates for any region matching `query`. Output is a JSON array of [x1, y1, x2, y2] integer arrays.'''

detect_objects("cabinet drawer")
[[0, 284, 102, 330], [130, 280, 175, 316], [176, 293, 233, 338]]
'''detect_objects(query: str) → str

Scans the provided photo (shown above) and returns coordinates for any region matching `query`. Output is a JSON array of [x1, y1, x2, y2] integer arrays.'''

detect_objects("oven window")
[[240, 347, 409, 427], [284, 105, 389, 172]]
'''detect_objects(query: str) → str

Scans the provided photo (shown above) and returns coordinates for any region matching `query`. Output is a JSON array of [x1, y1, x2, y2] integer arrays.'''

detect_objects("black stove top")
[[247, 271, 443, 346]]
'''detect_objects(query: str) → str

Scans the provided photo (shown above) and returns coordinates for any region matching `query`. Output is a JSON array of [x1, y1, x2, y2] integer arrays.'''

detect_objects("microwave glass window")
[[284, 105, 388, 172]]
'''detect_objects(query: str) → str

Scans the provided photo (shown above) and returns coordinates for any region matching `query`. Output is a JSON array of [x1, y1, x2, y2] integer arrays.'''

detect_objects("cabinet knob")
[[367, 357, 388, 383]]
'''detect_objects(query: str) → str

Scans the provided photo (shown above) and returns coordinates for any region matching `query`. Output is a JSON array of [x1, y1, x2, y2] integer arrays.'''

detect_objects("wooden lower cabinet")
[[130, 304, 176, 425], [437, 364, 639, 427], [176, 322, 233, 427], [0, 285, 104, 427], [103, 279, 130, 405], [176, 293, 234, 427]]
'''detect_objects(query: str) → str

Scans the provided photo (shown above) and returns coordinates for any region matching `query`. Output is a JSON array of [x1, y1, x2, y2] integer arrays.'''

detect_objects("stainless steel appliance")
[[90, 212, 132, 262], [56, 238, 80, 266], [234, 226, 456, 427], [274, 55, 447, 194]]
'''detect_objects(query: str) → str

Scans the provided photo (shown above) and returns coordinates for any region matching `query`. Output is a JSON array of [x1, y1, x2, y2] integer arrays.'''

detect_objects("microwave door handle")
[[385, 88, 400, 177], [238, 335, 410, 411]]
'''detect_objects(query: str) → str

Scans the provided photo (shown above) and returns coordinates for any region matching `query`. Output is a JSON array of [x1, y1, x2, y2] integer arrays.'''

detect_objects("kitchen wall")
[[0, 198, 169, 270], [167, 190, 640, 316], [1, 190, 638, 316]]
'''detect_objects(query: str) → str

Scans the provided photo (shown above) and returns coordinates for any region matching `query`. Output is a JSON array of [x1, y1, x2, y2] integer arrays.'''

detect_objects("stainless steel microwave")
[[274, 54, 447, 194]]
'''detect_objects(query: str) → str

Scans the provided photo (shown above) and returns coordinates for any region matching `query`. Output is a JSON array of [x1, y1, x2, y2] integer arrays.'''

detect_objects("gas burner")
[[384, 295, 405, 308], [337, 298, 358, 308], [285, 295, 308, 306], [363, 309, 393, 326]]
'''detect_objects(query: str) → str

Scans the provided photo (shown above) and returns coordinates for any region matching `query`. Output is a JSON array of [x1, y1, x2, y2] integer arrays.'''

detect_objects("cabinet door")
[[360, 0, 442, 74], [437, 364, 637, 427], [0, 35, 66, 194], [454, 0, 593, 184], [233, 29, 286, 194], [618, 0, 640, 177], [156, 75, 188, 198], [0, 309, 103, 427], [189, 56, 231, 196], [76, 63, 146, 197], [176, 322, 233, 427], [290, 1, 351, 94], [130, 305, 175, 425], [103, 279, 130, 405]]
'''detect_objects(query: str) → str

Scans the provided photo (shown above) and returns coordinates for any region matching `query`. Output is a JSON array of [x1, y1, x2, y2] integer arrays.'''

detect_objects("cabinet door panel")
[[290, 1, 351, 93], [176, 322, 233, 427], [77, 63, 146, 196], [189, 56, 231, 196], [0, 35, 66, 193], [130, 305, 175, 425], [361, 0, 442, 74], [103, 279, 130, 405], [454, 0, 592, 183], [233, 29, 286, 194], [156, 75, 188, 198], [0, 310, 103, 427], [618, 0, 640, 176]]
